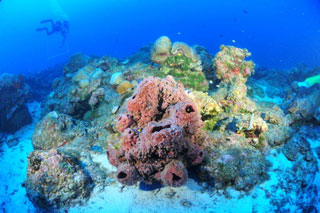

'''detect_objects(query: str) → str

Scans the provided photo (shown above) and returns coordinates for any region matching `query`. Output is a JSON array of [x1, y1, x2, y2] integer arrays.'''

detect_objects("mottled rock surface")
[[0, 73, 32, 133]]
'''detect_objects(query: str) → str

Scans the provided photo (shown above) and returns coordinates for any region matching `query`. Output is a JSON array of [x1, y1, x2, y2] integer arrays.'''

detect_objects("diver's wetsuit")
[[36, 19, 69, 47]]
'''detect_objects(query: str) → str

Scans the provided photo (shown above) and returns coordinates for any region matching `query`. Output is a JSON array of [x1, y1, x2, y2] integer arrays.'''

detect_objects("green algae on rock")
[[151, 36, 209, 92]]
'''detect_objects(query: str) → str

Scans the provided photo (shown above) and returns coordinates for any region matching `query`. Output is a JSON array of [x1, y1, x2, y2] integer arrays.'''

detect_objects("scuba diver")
[[36, 19, 69, 48]]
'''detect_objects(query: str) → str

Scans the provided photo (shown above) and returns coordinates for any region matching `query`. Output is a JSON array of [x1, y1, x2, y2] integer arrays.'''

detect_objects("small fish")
[[121, 59, 130, 65], [243, 9, 248, 14], [133, 128, 143, 135], [177, 32, 181, 35]]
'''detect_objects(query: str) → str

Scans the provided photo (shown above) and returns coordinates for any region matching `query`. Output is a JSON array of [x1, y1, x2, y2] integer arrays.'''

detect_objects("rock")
[[282, 135, 312, 161], [212, 148, 270, 191], [0, 73, 32, 133], [63, 53, 90, 75], [25, 149, 93, 210], [287, 88, 320, 122], [32, 112, 92, 150]]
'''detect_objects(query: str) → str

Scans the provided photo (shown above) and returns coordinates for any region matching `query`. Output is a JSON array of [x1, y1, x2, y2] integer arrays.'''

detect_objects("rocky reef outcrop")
[[0, 73, 32, 133], [25, 149, 93, 210]]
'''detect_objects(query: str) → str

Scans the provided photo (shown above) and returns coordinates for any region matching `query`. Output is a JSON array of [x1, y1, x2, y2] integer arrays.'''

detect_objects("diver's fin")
[[40, 19, 53, 24]]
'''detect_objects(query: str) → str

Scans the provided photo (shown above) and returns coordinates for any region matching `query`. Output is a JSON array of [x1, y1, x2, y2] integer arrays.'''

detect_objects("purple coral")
[[107, 76, 206, 187]]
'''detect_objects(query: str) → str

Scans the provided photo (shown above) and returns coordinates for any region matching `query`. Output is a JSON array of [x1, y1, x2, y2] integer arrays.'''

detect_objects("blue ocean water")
[[0, 1, 320, 212], [0, 0, 320, 74]]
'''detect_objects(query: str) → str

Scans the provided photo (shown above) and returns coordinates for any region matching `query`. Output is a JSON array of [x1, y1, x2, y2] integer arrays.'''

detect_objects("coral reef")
[[63, 53, 91, 76], [196, 45, 270, 151], [23, 40, 320, 211], [107, 76, 206, 187], [32, 111, 92, 150], [286, 86, 320, 123], [212, 45, 257, 113], [211, 148, 270, 191], [257, 102, 293, 146], [193, 45, 217, 87], [25, 149, 93, 210], [25, 63, 63, 101], [272, 126, 320, 211], [43, 55, 119, 120], [214, 45, 255, 84], [0, 73, 32, 133], [27, 110, 109, 209]]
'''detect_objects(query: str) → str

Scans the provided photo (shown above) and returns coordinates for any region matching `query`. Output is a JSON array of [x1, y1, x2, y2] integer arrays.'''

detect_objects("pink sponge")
[[107, 76, 206, 187], [127, 76, 187, 127]]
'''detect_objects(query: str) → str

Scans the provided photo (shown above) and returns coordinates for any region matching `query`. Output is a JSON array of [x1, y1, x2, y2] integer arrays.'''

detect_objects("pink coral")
[[107, 76, 206, 187]]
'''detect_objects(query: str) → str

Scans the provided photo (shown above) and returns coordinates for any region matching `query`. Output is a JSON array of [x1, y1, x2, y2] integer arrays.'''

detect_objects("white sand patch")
[[91, 153, 117, 172], [69, 156, 280, 213], [253, 81, 284, 105]]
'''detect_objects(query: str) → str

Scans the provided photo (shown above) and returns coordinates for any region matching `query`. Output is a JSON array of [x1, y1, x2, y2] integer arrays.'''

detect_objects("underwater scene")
[[1, 0, 320, 212]]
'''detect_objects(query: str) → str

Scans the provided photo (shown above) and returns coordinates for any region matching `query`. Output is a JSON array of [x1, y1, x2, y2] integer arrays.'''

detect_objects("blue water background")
[[0, 0, 320, 74]]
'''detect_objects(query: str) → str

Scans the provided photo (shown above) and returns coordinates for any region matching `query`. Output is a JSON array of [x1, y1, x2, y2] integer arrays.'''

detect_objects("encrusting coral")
[[107, 76, 207, 187], [214, 45, 255, 84]]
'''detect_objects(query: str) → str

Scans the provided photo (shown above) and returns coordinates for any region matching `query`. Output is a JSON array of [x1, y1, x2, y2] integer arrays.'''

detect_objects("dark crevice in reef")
[[151, 124, 171, 133]]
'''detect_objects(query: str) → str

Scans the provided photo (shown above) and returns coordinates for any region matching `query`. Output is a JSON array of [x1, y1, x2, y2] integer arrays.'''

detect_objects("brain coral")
[[171, 41, 199, 62], [150, 36, 172, 64], [107, 76, 206, 187]]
